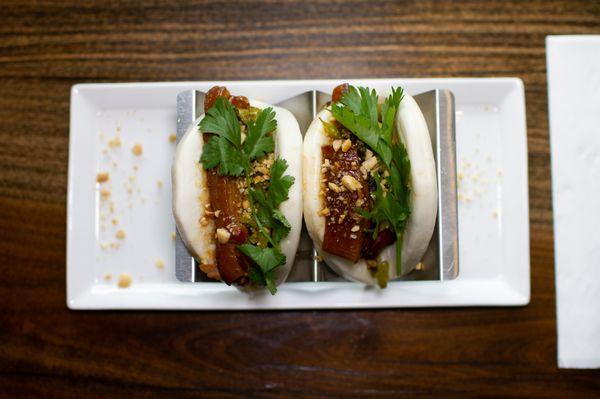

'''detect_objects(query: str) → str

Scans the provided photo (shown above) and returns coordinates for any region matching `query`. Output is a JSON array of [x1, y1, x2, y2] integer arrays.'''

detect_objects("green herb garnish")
[[331, 86, 411, 275], [199, 98, 293, 294]]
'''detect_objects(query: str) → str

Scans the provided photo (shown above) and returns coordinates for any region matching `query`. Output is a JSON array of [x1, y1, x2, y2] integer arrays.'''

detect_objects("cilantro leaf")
[[238, 244, 285, 272], [243, 107, 276, 160], [271, 209, 291, 244], [199, 97, 241, 147], [268, 159, 295, 209], [238, 244, 286, 295], [200, 135, 245, 176]]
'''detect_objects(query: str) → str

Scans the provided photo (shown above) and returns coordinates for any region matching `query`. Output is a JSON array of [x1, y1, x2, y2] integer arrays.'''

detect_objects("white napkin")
[[547, 35, 600, 369]]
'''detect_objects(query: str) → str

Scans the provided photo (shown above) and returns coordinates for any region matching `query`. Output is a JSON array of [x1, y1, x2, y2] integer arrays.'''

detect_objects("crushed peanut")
[[319, 207, 330, 216], [362, 156, 378, 172], [328, 182, 340, 193], [216, 228, 231, 244], [351, 225, 360, 232], [332, 139, 342, 152], [131, 143, 143, 156], [115, 229, 126, 240], [100, 189, 111, 198], [117, 274, 132, 288], [341, 175, 362, 191], [168, 133, 177, 142], [108, 137, 121, 148], [157, 180, 163, 188], [155, 259, 165, 269], [341, 139, 352, 152], [96, 172, 110, 183]]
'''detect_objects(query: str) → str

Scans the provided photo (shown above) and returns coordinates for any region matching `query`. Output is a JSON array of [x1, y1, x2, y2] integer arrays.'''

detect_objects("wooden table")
[[1, 1, 599, 397]]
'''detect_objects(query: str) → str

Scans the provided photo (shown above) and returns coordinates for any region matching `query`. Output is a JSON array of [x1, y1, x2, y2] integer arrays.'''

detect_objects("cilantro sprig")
[[199, 97, 293, 294], [331, 86, 411, 275]]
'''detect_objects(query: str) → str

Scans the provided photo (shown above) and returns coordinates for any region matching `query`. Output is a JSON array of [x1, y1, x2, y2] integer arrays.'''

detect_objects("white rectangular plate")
[[67, 78, 529, 309]]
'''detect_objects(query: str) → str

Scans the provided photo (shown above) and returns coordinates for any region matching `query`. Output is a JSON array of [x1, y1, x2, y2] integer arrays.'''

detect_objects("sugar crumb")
[[117, 274, 132, 288]]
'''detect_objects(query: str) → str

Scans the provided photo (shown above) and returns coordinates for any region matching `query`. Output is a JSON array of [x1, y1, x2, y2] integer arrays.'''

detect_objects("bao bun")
[[303, 92, 438, 285], [172, 100, 303, 286]]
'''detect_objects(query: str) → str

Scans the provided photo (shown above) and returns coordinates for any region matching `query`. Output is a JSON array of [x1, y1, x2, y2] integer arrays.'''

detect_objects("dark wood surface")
[[1, 1, 599, 397]]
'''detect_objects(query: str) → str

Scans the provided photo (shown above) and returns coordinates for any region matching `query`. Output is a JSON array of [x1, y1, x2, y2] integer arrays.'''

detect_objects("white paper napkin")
[[547, 35, 600, 369]]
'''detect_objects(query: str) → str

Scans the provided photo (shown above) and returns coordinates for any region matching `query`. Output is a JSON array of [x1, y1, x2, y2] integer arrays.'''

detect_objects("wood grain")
[[1, 0, 599, 397]]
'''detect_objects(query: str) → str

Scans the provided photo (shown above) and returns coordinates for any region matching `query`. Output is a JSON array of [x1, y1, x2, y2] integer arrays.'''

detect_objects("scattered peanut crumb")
[[169, 133, 177, 142], [108, 136, 121, 148], [100, 243, 109, 250], [171, 232, 176, 239], [157, 180, 163, 188], [104, 274, 112, 281], [133, 165, 139, 171], [155, 259, 165, 270], [416, 262, 425, 271], [100, 189, 111, 198], [492, 210, 498, 218], [112, 218, 119, 225], [314, 255, 323, 262], [96, 172, 110, 183], [115, 229, 126, 240], [117, 274, 132, 288], [131, 143, 143, 156]]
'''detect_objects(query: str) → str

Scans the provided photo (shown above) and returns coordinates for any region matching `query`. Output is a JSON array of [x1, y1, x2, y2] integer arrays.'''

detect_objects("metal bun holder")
[[175, 88, 458, 283]]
